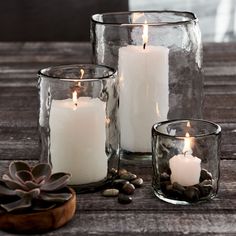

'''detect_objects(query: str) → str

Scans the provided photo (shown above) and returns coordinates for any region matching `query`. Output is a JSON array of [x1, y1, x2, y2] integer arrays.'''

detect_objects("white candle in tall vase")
[[118, 22, 169, 153], [49, 93, 107, 185], [169, 132, 201, 186]]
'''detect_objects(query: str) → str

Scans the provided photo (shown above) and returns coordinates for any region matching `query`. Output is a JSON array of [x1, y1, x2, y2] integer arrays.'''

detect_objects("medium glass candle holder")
[[91, 11, 203, 162], [38, 64, 119, 192], [152, 119, 221, 205]]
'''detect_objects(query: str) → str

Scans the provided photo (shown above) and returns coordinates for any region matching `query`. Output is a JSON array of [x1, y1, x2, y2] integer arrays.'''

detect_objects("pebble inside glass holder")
[[38, 64, 119, 192], [91, 11, 203, 162], [152, 119, 221, 205]]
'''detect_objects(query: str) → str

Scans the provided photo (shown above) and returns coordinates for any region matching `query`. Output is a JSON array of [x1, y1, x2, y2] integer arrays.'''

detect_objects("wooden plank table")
[[0, 42, 235, 235]]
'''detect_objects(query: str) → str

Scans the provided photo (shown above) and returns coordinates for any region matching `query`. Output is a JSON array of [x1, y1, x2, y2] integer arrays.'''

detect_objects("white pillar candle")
[[49, 96, 107, 185], [169, 132, 201, 186], [118, 23, 169, 153]]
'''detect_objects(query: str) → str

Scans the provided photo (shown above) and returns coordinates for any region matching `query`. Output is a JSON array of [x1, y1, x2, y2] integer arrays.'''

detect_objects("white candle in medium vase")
[[169, 132, 201, 186], [118, 22, 169, 153], [49, 91, 107, 185]]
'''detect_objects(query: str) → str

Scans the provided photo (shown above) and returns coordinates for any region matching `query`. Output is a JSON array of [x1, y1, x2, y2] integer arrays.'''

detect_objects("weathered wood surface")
[[0, 42, 235, 235]]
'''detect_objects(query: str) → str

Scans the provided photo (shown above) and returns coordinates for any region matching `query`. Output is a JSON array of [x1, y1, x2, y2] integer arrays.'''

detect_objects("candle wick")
[[143, 43, 146, 50], [183, 151, 188, 156], [73, 103, 78, 111]]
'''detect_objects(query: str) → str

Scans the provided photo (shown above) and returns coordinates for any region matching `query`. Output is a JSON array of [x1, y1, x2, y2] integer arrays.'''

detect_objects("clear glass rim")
[[38, 64, 116, 82], [152, 119, 221, 138], [91, 10, 198, 27]]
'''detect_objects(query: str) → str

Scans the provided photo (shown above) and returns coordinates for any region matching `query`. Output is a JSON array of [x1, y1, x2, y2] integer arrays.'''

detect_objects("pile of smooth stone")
[[160, 168, 214, 202], [102, 168, 143, 204]]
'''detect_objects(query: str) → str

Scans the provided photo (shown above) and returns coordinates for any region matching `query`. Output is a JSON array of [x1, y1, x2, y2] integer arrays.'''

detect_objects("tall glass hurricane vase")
[[91, 11, 203, 162]]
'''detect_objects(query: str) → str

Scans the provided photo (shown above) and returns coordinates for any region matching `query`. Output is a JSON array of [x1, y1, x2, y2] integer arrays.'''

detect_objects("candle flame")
[[77, 69, 85, 87], [187, 121, 191, 128], [80, 69, 84, 79], [72, 91, 77, 110], [183, 132, 192, 155], [142, 20, 148, 49]]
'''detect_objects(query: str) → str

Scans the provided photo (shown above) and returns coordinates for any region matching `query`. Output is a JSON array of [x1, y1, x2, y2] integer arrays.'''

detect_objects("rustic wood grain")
[[0, 42, 235, 235], [0, 160, 235, 235]]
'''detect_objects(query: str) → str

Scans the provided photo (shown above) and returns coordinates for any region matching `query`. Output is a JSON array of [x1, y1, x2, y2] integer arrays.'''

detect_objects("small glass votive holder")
[[152, 119, 221, 205], [37, 64, 119, 192]]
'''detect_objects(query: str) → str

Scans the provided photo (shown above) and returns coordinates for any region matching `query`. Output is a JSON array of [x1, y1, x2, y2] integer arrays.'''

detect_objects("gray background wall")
[[130, 0, 236, 42]]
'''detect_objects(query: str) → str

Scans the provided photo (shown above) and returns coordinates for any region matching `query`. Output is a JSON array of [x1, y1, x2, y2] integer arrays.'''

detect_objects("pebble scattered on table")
[[118, 168, 128, 176], [101, 168, 144, 204], [102, 189, 119, 197], [122, 183, 135, 195], [119, 173, 137, 181], [118, 194, 132, 204], [113, 179, 129, 189], [131, 177, 144, 188]]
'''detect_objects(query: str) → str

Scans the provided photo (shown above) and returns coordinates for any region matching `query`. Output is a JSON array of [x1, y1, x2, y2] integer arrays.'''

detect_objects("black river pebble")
[[113, 179, 129, 190], [160, 168, 214, 202], [122, 183, 135, 195], [118, 194, 132, 204], [184, 186, 200, 202], [101, 168, 143, 204]]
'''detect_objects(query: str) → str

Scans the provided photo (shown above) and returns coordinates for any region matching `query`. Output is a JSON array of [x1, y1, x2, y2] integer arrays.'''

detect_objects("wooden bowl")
[[0, 187, 76, 233]]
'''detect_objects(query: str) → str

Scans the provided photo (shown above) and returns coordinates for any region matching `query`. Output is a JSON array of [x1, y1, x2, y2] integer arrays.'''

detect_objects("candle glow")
[[169, 125, 201, 186], [80, 69, 84, 79], [187, 121, 191, 127], [77, 69, 85, 87], [183, 132, 192, 155]]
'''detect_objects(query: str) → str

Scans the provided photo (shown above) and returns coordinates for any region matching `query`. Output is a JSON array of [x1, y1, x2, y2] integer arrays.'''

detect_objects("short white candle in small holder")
[[38, 64, 119, 192], [152, 119, 221, 205]]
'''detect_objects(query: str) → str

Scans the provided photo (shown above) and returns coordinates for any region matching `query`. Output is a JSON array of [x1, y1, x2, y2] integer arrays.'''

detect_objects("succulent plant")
[[0, 161, 72, 212]]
